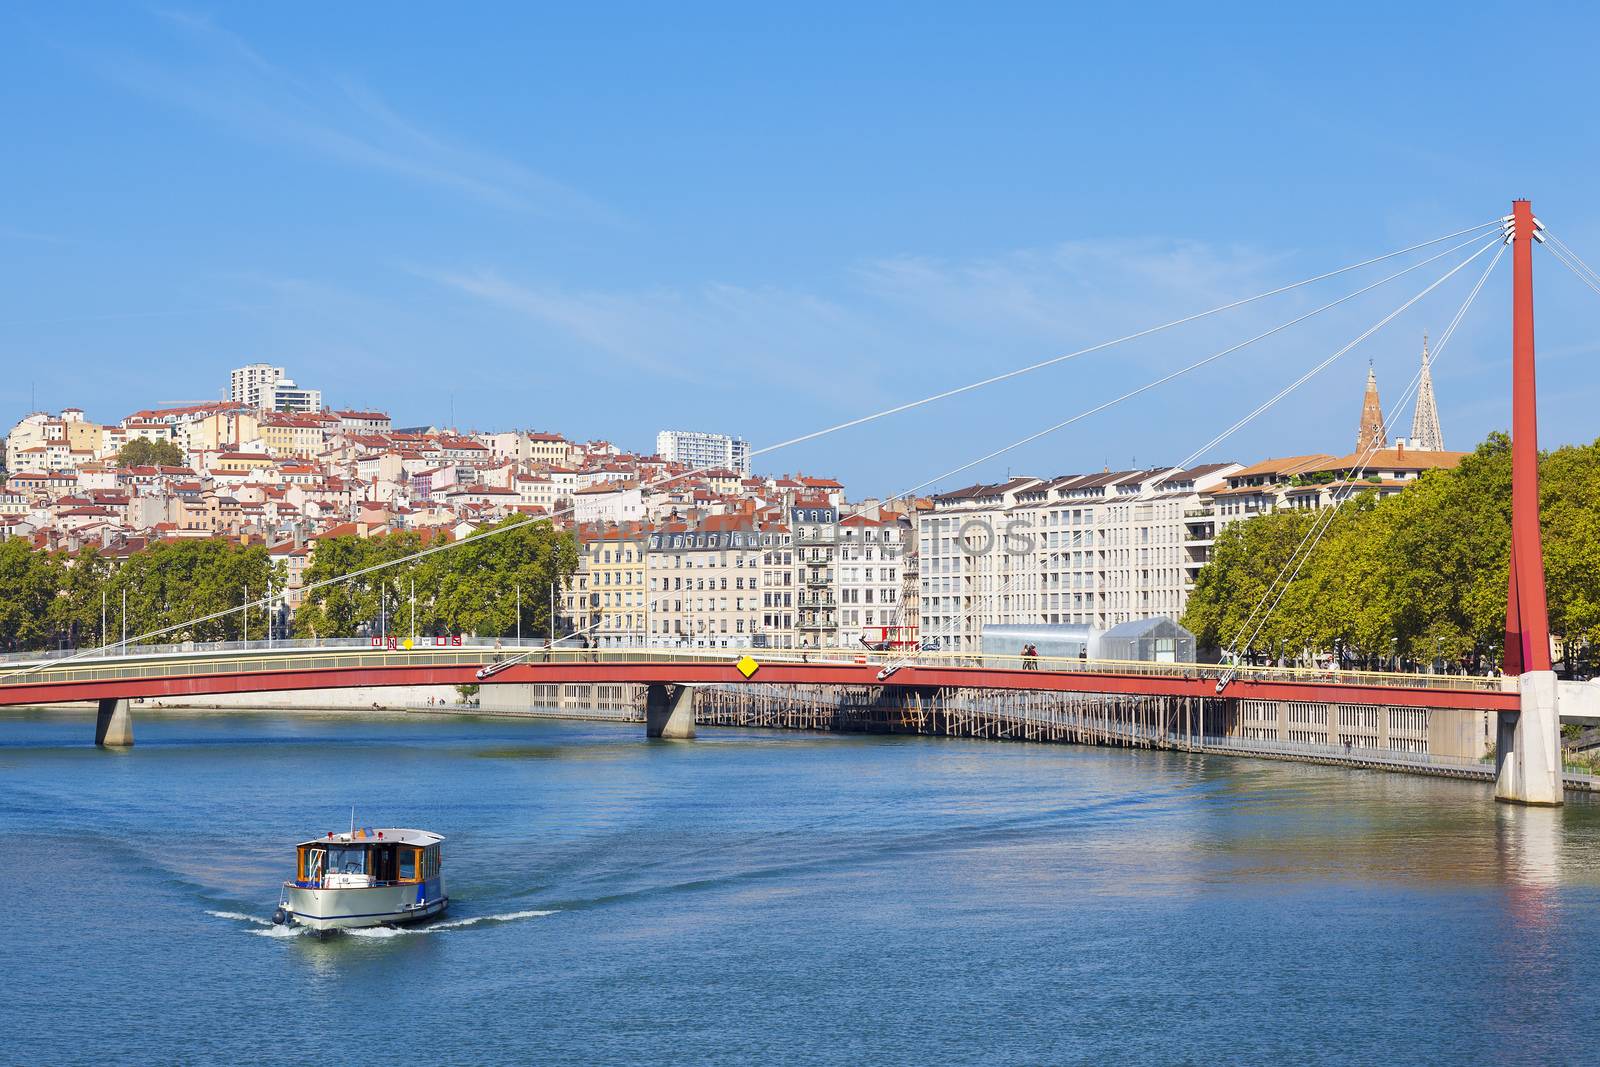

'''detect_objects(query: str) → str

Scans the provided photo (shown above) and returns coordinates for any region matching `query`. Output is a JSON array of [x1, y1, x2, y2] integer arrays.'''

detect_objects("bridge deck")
[[0, 642, 1516, 711]]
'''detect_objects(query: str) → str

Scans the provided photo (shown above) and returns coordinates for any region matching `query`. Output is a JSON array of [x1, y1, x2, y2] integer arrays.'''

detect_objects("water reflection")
[[1495, 803, 1563, 888], [1180, 755, 1600, 890]]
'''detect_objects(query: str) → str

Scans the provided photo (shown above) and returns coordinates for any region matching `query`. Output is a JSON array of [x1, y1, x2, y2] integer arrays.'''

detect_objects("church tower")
[[1409, 334, 1444, 451], [1356, 362, 1386, 452]]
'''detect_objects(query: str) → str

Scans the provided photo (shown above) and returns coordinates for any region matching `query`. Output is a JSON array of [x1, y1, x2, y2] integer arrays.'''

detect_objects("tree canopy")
[[0, 516, 578, 652], [291, 517, 577, 640], [1182, 434, 1600, 667], [0, 538, 279, 651], [116, 438, 185, 467]]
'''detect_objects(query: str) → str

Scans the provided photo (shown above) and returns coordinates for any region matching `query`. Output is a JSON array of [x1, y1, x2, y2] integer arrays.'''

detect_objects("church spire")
[[1409, 333, 1444, 451], [1357, 361, 1386, 452]]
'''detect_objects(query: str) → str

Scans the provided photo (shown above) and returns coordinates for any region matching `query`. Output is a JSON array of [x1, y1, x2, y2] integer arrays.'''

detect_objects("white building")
[[834, 513, 913, 648], [655, 429, 751, 476], [573, 479, 646, 525], [790, 496, 838, 648], [230, 364, 323, 414], [917, 465, 1239, 653]]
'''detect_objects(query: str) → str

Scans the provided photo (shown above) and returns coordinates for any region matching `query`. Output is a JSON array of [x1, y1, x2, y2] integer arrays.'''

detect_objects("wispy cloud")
[[0, 226, 78, 246], [411, 231, 1514, 491], [853, 239, 1289, 347], [416, 237, 1310, 424], [82, 9, 611, 220], [419, 266, 898, 409]]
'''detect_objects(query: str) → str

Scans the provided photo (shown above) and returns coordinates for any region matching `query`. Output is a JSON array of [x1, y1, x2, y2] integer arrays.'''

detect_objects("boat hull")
[[280, 878, 448, 932]]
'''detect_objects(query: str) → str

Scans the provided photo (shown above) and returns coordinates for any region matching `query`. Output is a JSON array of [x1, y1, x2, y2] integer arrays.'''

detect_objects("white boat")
[[272, 827, 448, 933]]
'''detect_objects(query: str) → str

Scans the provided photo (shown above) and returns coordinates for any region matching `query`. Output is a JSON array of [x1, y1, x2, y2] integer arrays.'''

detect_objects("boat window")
[[302, 847, 326, 881], [372, 844, 398, 883], [327, 846, 368, 875], [399, 849, 416, 880]]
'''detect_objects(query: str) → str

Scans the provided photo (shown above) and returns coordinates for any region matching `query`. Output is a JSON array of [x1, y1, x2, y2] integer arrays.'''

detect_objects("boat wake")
[[207, 908, 555, 938], [207, 910, 270, 925], [206, 909, 307, 938], [345, 909, 555, 937]]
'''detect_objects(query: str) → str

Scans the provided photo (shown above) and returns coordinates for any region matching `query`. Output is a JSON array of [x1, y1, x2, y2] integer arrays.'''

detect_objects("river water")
[[4, 706, 1599, 1065]]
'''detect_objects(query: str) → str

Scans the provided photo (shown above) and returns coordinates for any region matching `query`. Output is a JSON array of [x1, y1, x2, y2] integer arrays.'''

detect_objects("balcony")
[[794, 530, 835, 547], [798, 616, 835, 630], [804, 570, 832, 586]]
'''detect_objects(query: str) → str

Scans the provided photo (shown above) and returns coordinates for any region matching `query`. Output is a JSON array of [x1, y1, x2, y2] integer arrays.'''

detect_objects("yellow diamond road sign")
[[736, 655, 760, 679]]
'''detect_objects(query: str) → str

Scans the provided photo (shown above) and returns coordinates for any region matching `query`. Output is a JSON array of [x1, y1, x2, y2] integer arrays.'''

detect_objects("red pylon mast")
[[1503, 199, 1551, 675]]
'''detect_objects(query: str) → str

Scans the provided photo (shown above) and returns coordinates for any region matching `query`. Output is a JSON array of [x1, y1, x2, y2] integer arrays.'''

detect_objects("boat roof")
[[296, 828, 443, 848]]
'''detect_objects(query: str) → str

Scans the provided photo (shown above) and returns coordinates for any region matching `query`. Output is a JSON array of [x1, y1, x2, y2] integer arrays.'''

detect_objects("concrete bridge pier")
[[645, 683, 696, 740], [95, 698, 134, 748], [1495, 671, 1561, 806]]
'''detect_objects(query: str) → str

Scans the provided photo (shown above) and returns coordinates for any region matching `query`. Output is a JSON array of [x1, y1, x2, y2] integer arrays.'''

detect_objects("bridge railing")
[[0, 639, 1509, 695], [0, 636, 551, 666]]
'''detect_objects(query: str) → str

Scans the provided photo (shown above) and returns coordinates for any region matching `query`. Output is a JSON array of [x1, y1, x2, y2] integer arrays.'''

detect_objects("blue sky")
[[4, 3, 1600, 493]]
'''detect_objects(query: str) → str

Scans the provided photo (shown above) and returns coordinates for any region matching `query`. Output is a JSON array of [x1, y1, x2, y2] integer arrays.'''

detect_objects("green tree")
[[1183, 433, 1600, 669], [292, 517, 577, 640], [0, 539, 67, 650], [117, 438, 184, 468], [51, 548, 115, 648], [1183, 508, 1318, 655], [105, 540, 281, 644]]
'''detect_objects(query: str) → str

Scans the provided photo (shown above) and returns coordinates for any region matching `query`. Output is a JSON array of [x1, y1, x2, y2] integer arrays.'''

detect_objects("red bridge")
[[0, 641, 1515, 713], [2, 201, 1584, 806]]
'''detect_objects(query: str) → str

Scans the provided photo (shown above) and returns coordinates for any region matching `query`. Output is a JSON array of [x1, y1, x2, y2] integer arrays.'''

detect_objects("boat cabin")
[[293, 828, 443, 890]]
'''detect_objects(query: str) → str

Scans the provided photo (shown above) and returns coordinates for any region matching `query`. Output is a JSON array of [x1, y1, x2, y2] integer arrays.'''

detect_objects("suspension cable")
[[886, 237, 1511, 675], [1539, 226, 1600, 285], [1540, 229, 1600, 300], [1223, 241, 1503, 666], [1221, 241, 1506, 673], [914, 231, 1500, 504], [2, 221, 1508, 679], [747, 221, 1504, 460]]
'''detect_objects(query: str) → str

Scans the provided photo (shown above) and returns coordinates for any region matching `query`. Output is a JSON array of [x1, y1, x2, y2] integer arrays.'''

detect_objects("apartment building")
[[566, 521, 649, 647], [646, 513, 774, 649], [790, 495, 838, 648], [229, 363, 323, 413], [1212, 446, 1467, 533], [835, 513, 913, 648], [758, 512, 796, 648], [257, 414, 336, 458], [4, 410, 105, 472], [655, 429, 752, 477], [917, 465, 1238, 652], [335, 410, 392, 434], [573, 479, 645, 524]]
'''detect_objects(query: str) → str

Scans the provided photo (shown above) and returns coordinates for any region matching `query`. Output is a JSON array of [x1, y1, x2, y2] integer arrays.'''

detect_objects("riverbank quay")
[[35, 671, 1590, 793], [687, 684, 1600, 795], [317, 681, 1600, 796]]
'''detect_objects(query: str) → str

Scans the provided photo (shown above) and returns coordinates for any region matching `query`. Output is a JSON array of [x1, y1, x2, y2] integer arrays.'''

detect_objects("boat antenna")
[[350, 805, 355, 838]]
